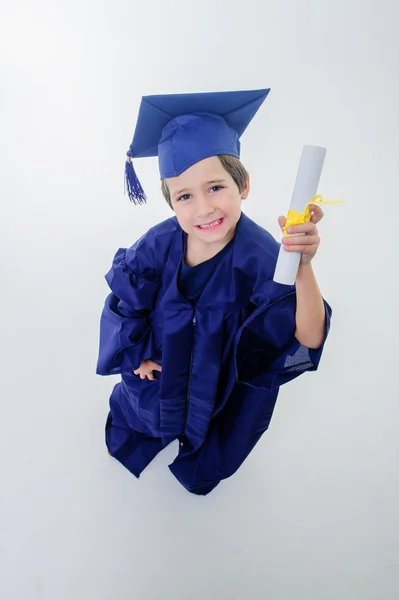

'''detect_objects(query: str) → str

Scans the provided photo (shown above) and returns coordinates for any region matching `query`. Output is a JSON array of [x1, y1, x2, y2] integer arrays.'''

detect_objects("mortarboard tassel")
[[124, 150, 147, 205]]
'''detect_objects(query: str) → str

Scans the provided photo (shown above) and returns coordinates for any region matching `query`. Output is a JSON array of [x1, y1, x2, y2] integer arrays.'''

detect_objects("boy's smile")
[[195, 217, 224, 230]]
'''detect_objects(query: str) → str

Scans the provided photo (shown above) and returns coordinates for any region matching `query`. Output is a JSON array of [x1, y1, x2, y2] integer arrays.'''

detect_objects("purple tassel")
[[124, 150, 147, 205]]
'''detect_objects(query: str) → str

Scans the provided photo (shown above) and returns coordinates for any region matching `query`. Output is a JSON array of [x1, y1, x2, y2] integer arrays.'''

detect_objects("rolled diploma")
[[273, 145, 327, 286]]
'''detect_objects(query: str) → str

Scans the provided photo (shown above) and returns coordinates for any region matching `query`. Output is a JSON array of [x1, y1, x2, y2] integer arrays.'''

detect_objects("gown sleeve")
[[96, 240, 160, 376], [234, 279, 332, 390]]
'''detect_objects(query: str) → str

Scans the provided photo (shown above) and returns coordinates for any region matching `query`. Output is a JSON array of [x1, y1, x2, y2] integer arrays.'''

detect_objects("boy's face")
[[166, 156, 250, 249]]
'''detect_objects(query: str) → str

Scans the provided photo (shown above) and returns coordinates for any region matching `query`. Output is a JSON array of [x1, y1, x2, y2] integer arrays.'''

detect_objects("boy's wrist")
[[296, 262, 314, 283]]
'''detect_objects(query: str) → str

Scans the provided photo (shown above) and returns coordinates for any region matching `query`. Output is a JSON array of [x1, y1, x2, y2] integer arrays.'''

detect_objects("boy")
[[96, 88, 331, 495]]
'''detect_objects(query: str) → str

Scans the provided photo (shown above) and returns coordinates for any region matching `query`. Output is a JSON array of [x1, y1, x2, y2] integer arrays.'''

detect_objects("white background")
[[1, 1, 398, 598]]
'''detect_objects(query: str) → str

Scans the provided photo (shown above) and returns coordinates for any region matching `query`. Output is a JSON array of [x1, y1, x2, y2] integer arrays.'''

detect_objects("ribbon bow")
[[282, 194, 343, 236]]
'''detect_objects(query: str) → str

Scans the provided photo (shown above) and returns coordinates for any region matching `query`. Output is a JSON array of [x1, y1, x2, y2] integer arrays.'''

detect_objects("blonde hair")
[[161, 154, 248, 209]]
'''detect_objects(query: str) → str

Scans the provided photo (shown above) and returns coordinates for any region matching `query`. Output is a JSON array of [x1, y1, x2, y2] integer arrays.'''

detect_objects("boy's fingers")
[[309, 205, 324, 224], [284, 244, 316, 253], [287, 223, 318, 235], [278, 216, 286, 230], [283, 235, 319, 245], [133, 362, 162, 380]]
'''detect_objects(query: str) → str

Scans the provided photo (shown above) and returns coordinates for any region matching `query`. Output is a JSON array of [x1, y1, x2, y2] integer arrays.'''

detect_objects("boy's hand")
[[278, 204, 324, 265], [133, 359, 162, 381]]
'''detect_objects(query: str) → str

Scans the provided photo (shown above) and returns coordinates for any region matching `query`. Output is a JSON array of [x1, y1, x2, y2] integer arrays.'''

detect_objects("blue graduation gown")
[[96, 212, 331, 495]]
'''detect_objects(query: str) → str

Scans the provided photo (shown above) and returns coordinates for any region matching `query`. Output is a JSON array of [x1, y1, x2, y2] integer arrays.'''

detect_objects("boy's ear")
[[241, 173, 250, 199]]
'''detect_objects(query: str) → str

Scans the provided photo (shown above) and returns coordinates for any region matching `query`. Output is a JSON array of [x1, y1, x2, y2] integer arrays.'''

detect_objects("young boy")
[[96, 88, 331, 496]]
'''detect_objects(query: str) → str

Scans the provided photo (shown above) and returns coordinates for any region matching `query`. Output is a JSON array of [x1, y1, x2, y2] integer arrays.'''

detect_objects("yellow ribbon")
[[282, 194, 343, 236]]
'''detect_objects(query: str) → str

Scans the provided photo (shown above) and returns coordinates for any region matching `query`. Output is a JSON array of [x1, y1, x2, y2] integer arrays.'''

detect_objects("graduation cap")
[[125, 88, 271, 205]]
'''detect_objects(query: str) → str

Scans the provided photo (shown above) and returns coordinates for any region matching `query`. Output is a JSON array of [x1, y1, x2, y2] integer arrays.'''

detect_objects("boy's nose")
[[196, 194, 214, 216]]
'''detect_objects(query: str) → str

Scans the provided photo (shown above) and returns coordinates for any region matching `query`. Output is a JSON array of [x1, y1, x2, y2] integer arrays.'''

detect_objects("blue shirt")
[[178, 232, 235, 303]]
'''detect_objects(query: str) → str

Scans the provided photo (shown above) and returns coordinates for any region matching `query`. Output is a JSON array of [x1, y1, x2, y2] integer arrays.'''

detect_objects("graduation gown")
[[96, 212, 331, 495]]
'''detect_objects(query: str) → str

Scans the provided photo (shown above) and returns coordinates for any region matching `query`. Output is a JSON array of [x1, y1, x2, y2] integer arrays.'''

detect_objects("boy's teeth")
[[199, 219, 221, 229]]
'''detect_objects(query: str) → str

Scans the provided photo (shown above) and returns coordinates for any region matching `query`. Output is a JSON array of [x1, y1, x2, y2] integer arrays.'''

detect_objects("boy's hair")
[[161, 154, 248, 209]]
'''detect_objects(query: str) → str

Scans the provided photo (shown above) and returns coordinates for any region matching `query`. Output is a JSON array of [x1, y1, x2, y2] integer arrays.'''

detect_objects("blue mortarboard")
[[125, 88, 271, 205]]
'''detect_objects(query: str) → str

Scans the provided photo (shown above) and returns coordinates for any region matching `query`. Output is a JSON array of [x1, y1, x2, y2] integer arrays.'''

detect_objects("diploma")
[[273, 145, 327, 286]]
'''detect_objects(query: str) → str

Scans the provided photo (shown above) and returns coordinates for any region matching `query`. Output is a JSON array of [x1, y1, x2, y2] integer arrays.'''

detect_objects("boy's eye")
[[177, 186, 223, 202]]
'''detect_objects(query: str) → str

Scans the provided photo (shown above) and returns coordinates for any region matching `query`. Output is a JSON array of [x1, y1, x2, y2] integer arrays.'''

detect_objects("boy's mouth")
[[195, 218, 224, 231]]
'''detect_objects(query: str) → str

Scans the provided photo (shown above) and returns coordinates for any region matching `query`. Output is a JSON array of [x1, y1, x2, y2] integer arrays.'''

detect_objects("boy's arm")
[[96, 245, 159, 376], [279, 203, 328, 350], [294, 263, 326, 349]]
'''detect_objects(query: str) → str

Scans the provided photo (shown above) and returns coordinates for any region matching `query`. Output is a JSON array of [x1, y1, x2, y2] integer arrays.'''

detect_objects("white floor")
[[2, 347, 398, 599]]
